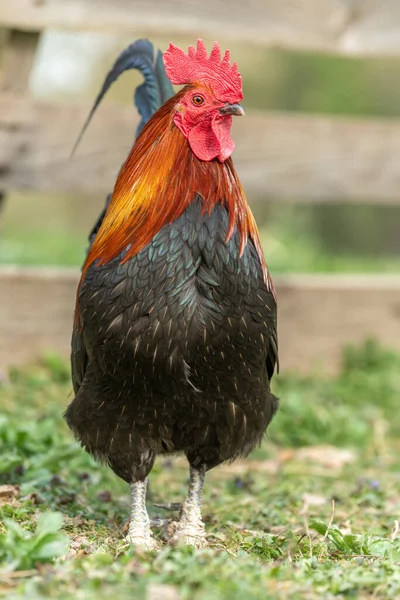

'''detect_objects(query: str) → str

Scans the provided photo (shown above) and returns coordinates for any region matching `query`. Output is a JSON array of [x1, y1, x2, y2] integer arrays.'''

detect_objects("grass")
[[1, 340, 400, 599]]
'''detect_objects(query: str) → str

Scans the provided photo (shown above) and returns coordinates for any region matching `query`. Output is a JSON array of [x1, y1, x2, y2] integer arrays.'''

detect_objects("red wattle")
[[213, 115, 235, 162], [179, 113, 235, 163], [187, 120, 220, 161]]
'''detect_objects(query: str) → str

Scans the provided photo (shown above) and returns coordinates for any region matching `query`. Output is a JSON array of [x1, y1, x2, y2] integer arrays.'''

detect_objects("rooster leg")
[[126, 479, 158, 550], [172, 465, 207, 548]]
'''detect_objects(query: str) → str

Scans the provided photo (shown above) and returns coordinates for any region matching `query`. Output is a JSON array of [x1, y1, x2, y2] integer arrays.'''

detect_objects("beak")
[[219, 103, 245, 117]]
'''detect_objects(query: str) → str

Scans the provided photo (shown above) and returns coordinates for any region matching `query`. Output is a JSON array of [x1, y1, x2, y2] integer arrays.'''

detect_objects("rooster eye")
[[192, 95, 205, 106]]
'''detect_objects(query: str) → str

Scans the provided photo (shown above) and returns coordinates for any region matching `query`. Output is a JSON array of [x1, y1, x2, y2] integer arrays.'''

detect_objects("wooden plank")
[[1, 267, 400, 374], [0, 30, 40, 209], [1, 0, 400, 56], [0, 29, 40, 93], [1, 94, 400, 203]]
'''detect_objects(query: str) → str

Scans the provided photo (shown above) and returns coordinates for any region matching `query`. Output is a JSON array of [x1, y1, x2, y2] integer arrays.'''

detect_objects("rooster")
[[65, 39, 278, 549]]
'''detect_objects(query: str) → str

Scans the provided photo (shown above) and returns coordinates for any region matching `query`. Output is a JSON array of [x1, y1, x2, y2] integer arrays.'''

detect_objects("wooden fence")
[[3, 0, 400, 56], [1, 2, 400, 372]]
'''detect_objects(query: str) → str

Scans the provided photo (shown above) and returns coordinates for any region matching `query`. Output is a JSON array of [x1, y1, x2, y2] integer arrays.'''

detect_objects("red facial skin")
[[173, 87, 235, 163]]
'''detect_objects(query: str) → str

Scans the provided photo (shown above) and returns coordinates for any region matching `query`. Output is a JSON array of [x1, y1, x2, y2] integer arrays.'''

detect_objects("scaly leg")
[[172, 465, 207, 547], [126, 479, 158, 550]]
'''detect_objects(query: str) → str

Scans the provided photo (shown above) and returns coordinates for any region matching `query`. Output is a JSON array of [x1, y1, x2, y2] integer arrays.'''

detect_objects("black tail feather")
[[77, 39, 174, 257], [72, 39, 174, 157]]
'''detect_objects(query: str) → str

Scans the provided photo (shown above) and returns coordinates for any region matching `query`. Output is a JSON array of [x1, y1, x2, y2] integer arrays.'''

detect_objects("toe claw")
[[126, 523, 159, 551], [125, 531, 159, 551], [170, 521, 207, 548]]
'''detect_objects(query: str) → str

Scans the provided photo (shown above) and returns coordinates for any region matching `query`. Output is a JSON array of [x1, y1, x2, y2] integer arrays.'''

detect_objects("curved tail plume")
[[74, 39, 174, 250], [72, 39, 174, 157]]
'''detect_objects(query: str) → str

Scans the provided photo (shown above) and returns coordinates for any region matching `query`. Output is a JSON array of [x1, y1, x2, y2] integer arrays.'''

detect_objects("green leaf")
[[36, 511, 64, 536]]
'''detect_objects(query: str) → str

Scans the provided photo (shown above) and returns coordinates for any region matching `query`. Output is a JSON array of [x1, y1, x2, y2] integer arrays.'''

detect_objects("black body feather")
[[66, 199, 278, 482]]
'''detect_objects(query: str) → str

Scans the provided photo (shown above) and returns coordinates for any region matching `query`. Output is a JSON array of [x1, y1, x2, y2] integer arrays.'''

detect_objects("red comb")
[[163, 39, 243, 103]]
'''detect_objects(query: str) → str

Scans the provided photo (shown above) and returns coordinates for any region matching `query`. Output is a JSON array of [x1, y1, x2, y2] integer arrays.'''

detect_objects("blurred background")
[[2, 6, 400, 597], [1, 1, 400, 371]]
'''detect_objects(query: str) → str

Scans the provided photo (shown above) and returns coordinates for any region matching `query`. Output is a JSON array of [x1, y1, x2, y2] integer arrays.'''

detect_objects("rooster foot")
[[125, 524, 159, 551], [126, 479, 159, 551], [170, 519, 207, 548], [169, 465, 207, 548]]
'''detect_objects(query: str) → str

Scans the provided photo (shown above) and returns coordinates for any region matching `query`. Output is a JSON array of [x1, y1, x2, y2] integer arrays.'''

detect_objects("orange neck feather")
[[82, 90, 270, 287]]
